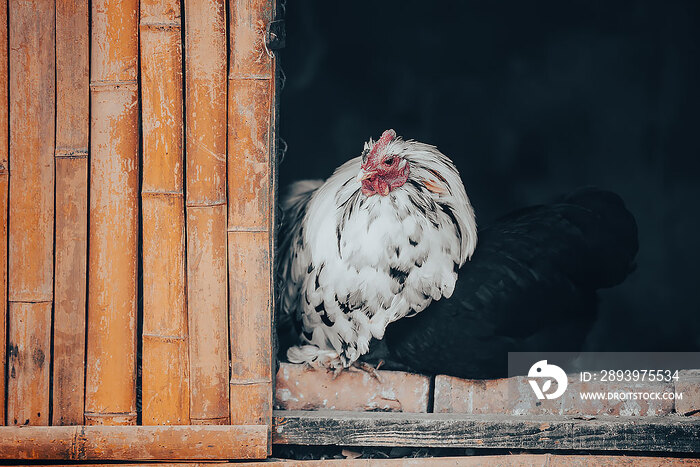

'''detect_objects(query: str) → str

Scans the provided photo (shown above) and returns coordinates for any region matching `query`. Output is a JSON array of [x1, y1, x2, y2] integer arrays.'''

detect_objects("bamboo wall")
[[0, 0, 279, 451]]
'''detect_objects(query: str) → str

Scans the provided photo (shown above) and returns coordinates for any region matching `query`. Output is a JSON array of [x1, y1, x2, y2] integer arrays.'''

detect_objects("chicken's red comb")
[[369, 129, 397, 160]]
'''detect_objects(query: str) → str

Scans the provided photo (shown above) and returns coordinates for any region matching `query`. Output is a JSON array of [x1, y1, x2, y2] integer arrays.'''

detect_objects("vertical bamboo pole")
[[0, 0, 8, 427], [53, 0, 89, 426], [140, 0, 189, 425], [85, 0, 139, 426], [7, 0, 55, 426], [227, 0, 275, 442], [184, 0, 230, 425]]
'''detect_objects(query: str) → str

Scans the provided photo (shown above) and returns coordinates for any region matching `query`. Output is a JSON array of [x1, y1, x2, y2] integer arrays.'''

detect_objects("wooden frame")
[[273, 410, 700, 453], [3, 457, 700, 467], [0, 425, 266, 460]]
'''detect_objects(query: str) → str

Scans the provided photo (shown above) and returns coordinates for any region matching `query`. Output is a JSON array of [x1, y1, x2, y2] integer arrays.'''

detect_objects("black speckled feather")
[[378, 187, 639, 379]]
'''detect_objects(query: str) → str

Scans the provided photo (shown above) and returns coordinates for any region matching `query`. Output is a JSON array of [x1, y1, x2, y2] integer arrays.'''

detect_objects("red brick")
[[434, 373, 675, 416], [561, 378, 674, 416], [675, 370, 700, 416], [434, 375, 562, 415], [275, 363, 430, 412]]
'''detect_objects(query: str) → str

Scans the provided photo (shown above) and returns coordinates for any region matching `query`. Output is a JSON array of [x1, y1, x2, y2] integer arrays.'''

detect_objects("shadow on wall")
[[279, 0, 700, 352]]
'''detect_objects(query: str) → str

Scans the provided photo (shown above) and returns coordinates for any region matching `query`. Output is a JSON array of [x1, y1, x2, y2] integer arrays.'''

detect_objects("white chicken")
[[279, 130, 477, 371]]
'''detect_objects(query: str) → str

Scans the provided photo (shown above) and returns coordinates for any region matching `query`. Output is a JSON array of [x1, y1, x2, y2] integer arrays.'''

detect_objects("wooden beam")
[[12, 456, 700, 467], [0, 424, 267, 460], [273, 410, 700, 453]]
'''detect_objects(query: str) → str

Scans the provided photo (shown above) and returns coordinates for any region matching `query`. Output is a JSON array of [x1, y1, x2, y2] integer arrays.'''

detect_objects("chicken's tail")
[[283, 179, 324, 212], [557, 187, 639, 289], [276, 180, 324, 359], [278, 179, 323, 266]]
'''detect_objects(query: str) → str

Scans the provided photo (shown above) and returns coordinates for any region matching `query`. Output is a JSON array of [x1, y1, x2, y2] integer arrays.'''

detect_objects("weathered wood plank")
[[53, 158, 88, 425], [140, 0, 189, 426], [227, 79, 273, 230], [8, 0, 55, 302], [0, 0, 7, 427], [273, 410, 700, 453], [85, 0, 140, 425], [7, 0, 55, 427], [228, 230, 273, 427], [186, 204, 230, 425], [141, 195, 189, 425], [13, 456, 700, 466], [53, 0, 89, 426], [0, 174, 5, 427], [7, 302, 51, 425], [184, 0, 230, 425], [184, 0, 227, 207], [0, 424, 267, 460], [227, 1, 276, 453], [257, 458, 700, 467]]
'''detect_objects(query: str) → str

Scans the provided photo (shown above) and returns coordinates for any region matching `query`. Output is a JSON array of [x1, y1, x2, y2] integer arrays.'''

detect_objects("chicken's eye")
[[384, 157, 395, 166]]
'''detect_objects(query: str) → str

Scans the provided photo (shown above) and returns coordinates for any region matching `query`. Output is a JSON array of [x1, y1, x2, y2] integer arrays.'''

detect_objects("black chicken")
[[373, 187, 639, 379]]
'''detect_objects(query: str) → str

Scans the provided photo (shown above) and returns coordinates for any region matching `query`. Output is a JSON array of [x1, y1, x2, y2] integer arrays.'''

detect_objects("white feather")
[[280, 135, 477, 369]]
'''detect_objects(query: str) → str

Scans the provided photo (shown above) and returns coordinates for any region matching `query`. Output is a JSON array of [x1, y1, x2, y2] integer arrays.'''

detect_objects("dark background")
[[278, 1, 700, 351]]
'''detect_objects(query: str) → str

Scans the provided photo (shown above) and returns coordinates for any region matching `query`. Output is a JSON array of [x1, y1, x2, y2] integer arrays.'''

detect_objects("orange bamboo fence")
[[0, 0, 7, 427], [53, 0, 89, 426], [1, 0, 278, 458], [85, 0, 140, 426], [227, 0, 276, 446], [140, 0, 189, 425], [7, 0, 55, 426], [184, 0, 231, 425]]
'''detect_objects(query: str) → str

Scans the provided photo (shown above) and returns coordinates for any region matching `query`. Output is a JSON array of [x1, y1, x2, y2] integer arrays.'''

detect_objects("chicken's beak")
[[357, 170, 374, 182]]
